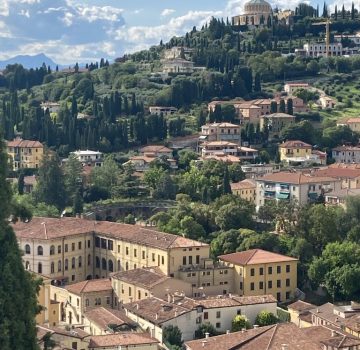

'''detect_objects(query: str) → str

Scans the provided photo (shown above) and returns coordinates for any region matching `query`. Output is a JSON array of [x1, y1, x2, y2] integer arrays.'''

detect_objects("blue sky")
[[0, 0, 342, 64]]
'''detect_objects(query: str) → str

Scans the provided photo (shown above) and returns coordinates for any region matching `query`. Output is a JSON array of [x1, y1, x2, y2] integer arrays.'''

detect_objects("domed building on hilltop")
[[232, 0, 273, 26]]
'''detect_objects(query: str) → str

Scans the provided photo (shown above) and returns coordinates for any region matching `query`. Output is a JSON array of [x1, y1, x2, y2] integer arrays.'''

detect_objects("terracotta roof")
[[84, 307, 136, 330], [12, 217, 208, 250], [65, 278, 113, 295], [89, 333, 159, 348], [329, 163, 360, 169], [288, 300, 316, 313], [202, 122, 240, 128], [37, 325, 89, 339], [280, 140, 312, 149], [258, 172, 339, 185], [24, 175, 37, 186], [111, 267, 169, 289], [262, 112, 296, 119], [231, 179, 256, 190], [219, 249, 297, 265], [333, 145, 360, 152], [312, 167, 360, 179], [204, 141, 238, 147], [140, 145, 172, 153], [203, 155, 241, 163], [7, 138, 43, 148], [340, 117, 360, 124]]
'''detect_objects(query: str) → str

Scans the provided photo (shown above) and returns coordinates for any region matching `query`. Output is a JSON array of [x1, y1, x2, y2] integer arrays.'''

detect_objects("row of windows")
[[248, 278, 291, 290], [183, 256, 200, 265], [24, 240, 91, 256], [250, 264, 291, 276]]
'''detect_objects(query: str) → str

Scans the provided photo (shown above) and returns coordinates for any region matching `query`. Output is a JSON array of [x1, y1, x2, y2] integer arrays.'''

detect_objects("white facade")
[[284, 83, 310, 95], [149, 106, 178, 116], [162, 59, 195, 74], [72, 150, 103, 167], [298, 43, 343, 57], [332, 147, 360, 163], [41, 102, 61, 113]]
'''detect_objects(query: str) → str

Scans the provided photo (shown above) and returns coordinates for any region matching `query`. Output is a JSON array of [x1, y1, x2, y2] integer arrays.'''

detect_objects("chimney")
[[155, 313, 158, 320], [136, 304, 139, 310], [281, 345, 288, 350], [202, 341, 207, 347], [331, 330, 337, 337], [205, 333, 210, 339], [241, 328, 246, 333], [167, 294, 171, 303], [226, 330, 230, 334], [253, 325, 259, 329]]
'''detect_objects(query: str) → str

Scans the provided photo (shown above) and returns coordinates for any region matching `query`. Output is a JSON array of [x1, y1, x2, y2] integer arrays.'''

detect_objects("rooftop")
[[333, 145, 360, 151], [111, 267, 169, 289], [219, 249, 298, 265], [65, 279, 113, 295], [230, 179, 256, 190], [258, 172, 339, 185], [262, 112, 296, 119], [7, 138, 43, 148], [37, 325, 90, 339], [89, 333, 159, 348], [140, 145, 172, 153], [12, 217, 208, 250], [84, 307, 136, 330], [72, 150, 103, 156], [287, 300, 316, 313], [280, 140, 312, 149], [311, 167, 360, 179]]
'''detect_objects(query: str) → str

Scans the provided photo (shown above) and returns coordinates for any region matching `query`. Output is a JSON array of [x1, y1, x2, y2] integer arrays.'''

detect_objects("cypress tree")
[[223, 166, 232, 194], [351, 2, 355, 19], [287, 98, 294, 115], [0, 136, 39, 349]]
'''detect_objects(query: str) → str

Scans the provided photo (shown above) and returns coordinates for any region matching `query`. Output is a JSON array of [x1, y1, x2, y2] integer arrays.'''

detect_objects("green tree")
[[64, 154, 83, 206], [0, 137, 39, 349], [287, 98, 293, 115], [223, 166, 232, 194], [17, 170, 25, 195], [215, 201, 254, 231], [195, 323, 218, 339], [255, 311, 278, 326], [153, 173, 177, 200], [231, 315, 251, 331], [124, 214, 136, 225], [33, 152, 66, 210], [163, 325, 183, 347], [279, 99, 286, 113]]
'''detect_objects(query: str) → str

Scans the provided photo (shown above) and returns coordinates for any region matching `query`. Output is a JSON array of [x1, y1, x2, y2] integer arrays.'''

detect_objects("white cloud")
[[19, 9, 30, 17], [77, 5, 124, 23], [161, 8, 176, 16], [0, 1, 10, 16]]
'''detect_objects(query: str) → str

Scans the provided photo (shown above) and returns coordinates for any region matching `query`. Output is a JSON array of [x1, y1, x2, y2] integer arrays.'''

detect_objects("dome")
[[244, 0, 272, 14]]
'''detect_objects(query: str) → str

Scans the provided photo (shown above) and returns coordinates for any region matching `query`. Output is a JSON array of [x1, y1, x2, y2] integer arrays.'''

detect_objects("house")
[[163, 47, 195, 60], [24, 175, 37, 193], [41, 102, 61, 113], [88, 333, 159, 350], [325, 188, 360, 206], [162, 58, 195, 74], [230, 179, 257, 203], [334, 33, 360, 46], [203, 154, 241, 164], [37, 325, 90, 350], [337, 117, 360, 132], [111, 267, 193, 304], [185, 323, 360, 350], [237, 147, 259, 161], [332, 145, 360, 164], [124, 294, 277, 343], [319, 96, 336, 109], [148, 106, 178, 116], [199, 123, 241, 144], [72, 150, 103, 167], [218, 249, 298, 303], [260, 112, 296, 139], [284, 83, 310, 95], [241, 164, 280, 178], [273, 96, 308, 113], [288, 300, 316, 328], [235, 102, 263, 125], [6, 138, 44, 170], [255, 172, 342, 208], [200, 142, 258, 162], [296, 42, 343, 57], [279, 140, 325, 166], [83, 307, 137, 335], [63, 279, 114, 326], [13, 216, 210, 284], [310, 167, 360, 189], [139, 146, 173, 158]]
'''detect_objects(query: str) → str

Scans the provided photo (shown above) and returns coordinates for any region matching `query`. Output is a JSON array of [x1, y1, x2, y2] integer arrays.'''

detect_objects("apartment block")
[[218, 249, 298, 303], [199, 123, 241, 144]]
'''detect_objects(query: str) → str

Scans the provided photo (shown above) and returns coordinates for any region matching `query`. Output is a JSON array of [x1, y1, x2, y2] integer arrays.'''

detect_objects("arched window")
[[108, 260, 113, 272], [58, 260, 61, 272], [37, 246, 43, 256], [117, 260, 121, 271], [78, 256, 82, 268], [38, 263, 42, 273], [65, 259, 68, 271], [25, 261, 30, 270], [25, 244, 31, 254], [102, 258, 107, 270], [72, 257, 75, 269], [95, 256, 100, 268], [51, 262, 55, 274], [50, 245, 55, 255], [88, 254, 91, 266]]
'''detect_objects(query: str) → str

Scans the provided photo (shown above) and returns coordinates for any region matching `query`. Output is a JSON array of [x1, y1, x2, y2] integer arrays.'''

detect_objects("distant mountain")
[[0, 53, 60, 70]]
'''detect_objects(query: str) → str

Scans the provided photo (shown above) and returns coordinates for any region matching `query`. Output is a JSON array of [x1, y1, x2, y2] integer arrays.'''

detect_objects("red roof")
[[280, 140, 312, 149], [7, 138, 43, 148], [65, 279, 112, 295]]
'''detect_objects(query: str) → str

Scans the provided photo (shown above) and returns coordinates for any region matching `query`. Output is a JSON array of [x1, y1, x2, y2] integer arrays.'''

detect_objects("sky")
[[0, 0, 347, 64]]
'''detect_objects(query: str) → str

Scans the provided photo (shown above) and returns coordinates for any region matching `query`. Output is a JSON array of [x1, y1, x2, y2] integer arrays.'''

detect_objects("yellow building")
[[111, 267, 193, 304], [337, 117, 360, 132], [230, 179, 256, 203], [6, 138, 44, 170], [279, 140, 312, 162], [287, 300, 315, 328], [218, 249, 298, 302]]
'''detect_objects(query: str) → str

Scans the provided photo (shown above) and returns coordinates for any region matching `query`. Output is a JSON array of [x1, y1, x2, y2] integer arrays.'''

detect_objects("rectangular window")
[[277, 280, 281, 288], [118, 245, 121, 253], [106, 296, 110, 305], [277, 292, 281, 301], [134, 249, 137, 257], [72, 243, 75, 251], [189, 256, 193, 265], [126, 247, 129, 255], [142, 251, 146, 259], [65, 244, 68, 253], [268, 280, 272, 289], [240, 282, 243, 290], [161, 256, 165, 265], [183, 256, 186, 265], [78, 242, 82, 250], [108, 240, 113, 251], [250, 268, 255, 276], [196, 255, 200, 264], [259, 281, 264, 290], [129, 287, 132, 296], [216, 322, 221, 328], [95, 237, 100, 248], [204, 312, 208, 320], [277, 266, 281, 274], [250, 282, 255, 291], [268, 266, 272, 274], [216, 311, 221, 318], [152, 253, 155, 262], [286, 264, 290, 273], [259, 267, 264, 275], [286, 278, 290, 287], [87, 240, 91, 248], [286, 291, 290, 300], [101, 239, 107, 249], [58, 245, 61, 254]]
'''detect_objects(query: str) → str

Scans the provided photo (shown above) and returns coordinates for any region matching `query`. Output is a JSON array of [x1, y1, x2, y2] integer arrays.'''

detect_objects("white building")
[[296, 42, 343, 57], [72, 150, 103, 167], [200, 123, 241, 144], [149, 106, 178, 116], [162, 58, 195, 74], [284, 83, 310, 95], [255, 172, 342, 209], [41, 102, 61, 113], [319, 96, 336, 109], [334, 33, 360, 46], [332, 146, 360, 164], [123, 294, 277, 343]]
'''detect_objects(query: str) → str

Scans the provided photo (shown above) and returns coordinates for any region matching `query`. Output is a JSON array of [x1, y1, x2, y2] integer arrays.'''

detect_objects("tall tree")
[[0, 137, 39, 349]]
